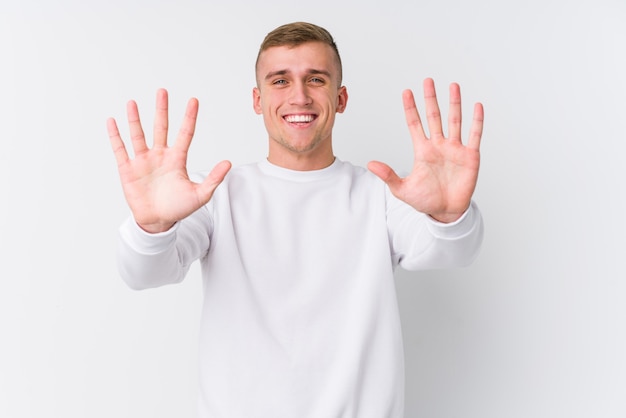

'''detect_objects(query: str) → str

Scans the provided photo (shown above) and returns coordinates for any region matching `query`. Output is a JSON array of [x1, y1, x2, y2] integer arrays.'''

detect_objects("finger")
[[423, 78, 444, 140], [126, 100, 148, 155], [153, 88, 169, 148], [402, 89, 427, 145], [448, 82, 462, 142], [107, 117, 130, 166], [468, 102, 484, 150], [174, 97, 199, 152], [367, 161, 403, 192], [196, 160, 232, 204]]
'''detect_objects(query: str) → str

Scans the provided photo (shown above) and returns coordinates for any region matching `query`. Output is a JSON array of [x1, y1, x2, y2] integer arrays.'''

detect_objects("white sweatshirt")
[[117, 158, 483, 418]]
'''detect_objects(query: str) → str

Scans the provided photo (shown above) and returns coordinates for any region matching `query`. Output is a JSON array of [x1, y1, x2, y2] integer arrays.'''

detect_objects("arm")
[[386, 190, 484, 271], [117, 202, 213, 290], [368, 78, 484, 223], [108, 89, 230, 288]]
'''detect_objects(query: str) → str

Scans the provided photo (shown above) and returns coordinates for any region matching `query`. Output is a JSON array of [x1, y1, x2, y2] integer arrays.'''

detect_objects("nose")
[[288, 81, 312, 106]]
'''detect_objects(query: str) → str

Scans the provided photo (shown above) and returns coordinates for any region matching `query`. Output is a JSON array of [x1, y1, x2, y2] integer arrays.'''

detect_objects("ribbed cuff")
[[118, 217, 179, 255], [425, 201, 480, 239]]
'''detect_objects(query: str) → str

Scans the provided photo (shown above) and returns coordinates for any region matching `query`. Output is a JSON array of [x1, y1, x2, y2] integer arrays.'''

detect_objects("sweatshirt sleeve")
[[387, 191, 484, 271], [116, 204, 213, 290]]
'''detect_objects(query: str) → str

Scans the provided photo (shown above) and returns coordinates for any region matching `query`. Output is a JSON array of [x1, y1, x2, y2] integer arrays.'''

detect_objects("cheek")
[[260, 94, 282, 113]]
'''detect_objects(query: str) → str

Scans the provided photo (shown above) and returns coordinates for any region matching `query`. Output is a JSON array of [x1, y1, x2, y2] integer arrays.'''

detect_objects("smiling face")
[[253, 42, 348, 170]]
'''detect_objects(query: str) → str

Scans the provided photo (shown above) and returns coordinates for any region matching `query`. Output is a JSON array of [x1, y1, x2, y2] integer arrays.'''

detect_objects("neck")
[[267, 144, 336, 171]]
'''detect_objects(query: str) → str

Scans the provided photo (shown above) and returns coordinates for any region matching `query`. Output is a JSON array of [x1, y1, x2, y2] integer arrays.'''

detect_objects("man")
[[107, 22, 484, 418]]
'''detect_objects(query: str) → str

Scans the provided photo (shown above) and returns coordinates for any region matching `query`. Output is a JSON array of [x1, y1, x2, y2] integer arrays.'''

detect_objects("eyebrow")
[[264, 68, 332, 81]]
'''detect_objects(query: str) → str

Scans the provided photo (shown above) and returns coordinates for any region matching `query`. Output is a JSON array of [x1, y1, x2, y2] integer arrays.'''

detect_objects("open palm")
[[368, 78, 484, 223], [107, 89, 231, 233]]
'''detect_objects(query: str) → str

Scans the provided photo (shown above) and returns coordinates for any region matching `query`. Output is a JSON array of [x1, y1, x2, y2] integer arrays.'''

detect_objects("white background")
[[1, 0, 625, 417]]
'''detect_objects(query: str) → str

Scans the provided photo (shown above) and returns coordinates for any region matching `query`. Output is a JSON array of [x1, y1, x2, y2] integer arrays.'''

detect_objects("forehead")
[[256, 42, 339, 80]]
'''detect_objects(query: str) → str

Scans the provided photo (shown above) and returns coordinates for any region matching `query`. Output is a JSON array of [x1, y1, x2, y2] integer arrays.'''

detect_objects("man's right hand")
[[107, 89, 231, 233]]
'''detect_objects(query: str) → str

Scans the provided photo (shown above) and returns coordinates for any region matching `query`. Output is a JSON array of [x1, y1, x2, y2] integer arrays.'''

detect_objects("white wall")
[[1, 0, 625, 417]]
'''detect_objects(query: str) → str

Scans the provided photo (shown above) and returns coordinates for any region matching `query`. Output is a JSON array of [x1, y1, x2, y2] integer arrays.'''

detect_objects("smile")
[[283, 114, 316, 123]]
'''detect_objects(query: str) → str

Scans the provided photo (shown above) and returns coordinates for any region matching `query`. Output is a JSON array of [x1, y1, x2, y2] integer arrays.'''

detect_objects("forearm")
[[116, 207, 211, 290], [390, 200, 484, 271]]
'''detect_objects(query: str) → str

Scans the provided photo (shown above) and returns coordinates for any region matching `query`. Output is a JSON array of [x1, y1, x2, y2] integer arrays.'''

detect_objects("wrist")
[[428, 213, 463, 224], [136, 221, 176, 234]]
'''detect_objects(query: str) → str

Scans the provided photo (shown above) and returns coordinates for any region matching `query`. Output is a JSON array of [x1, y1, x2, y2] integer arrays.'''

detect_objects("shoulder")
[[335, 159, 387, 191], [335, 159, 379, 181]]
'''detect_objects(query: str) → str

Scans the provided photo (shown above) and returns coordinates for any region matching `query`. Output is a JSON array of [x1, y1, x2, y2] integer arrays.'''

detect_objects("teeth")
[[284, 114, 314, 123]]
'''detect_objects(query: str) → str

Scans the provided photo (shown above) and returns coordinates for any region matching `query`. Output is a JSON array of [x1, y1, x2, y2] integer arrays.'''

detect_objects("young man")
[[107, 22, 484, 418]]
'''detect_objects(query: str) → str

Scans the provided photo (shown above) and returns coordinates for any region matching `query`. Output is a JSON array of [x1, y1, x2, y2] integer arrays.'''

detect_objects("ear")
[[336, 86, 348, 113], [252, 87, 263, 115]]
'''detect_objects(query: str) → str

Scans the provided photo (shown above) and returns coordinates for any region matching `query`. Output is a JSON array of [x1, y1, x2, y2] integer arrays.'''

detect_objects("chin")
[[281, 138, 323, 154]]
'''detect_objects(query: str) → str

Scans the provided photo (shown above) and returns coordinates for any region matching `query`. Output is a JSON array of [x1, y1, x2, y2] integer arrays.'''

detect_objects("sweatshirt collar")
[[258, 157, 342, 182]]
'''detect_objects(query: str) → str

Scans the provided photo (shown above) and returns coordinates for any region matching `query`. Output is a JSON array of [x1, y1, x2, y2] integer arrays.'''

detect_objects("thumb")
[[196, 160, 232, 203], [367, 161, 403, 191]]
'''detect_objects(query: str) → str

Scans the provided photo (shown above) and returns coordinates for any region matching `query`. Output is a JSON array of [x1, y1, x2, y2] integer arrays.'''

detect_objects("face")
[[253, 42, 348, 169]]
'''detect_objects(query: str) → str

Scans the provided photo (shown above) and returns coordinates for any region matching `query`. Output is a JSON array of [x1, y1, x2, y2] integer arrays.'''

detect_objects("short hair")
[[255, 22, 343, 85]]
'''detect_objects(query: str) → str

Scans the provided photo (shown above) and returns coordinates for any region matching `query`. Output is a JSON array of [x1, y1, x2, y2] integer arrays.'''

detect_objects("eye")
[[309, 77, 325, 85], [272, 79, 288, 86]]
